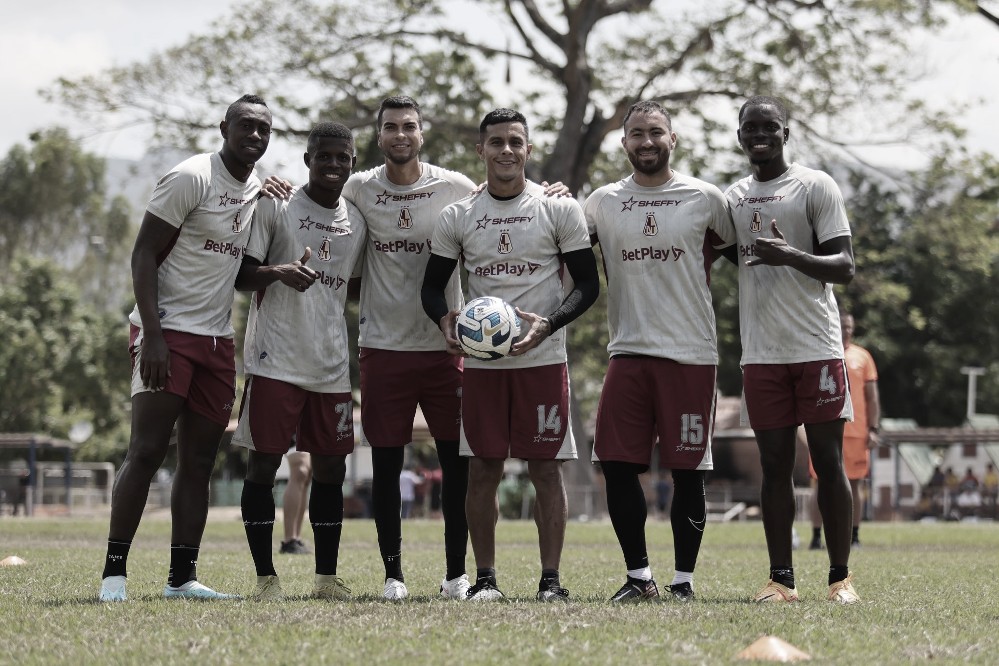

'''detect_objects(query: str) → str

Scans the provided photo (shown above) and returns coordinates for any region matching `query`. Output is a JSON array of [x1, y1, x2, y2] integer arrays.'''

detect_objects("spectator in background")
[[399, 467, 424, 519], [982, 463, 998, 519], [280, 448, 312, 555]]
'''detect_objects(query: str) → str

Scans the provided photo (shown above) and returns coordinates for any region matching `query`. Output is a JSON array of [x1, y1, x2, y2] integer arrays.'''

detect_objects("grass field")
[[2, 513, 998, 665]]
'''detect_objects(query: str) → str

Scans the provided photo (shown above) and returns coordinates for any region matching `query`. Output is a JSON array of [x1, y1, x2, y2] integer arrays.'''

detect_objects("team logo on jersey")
[[497, 231, 513, 254], [476, 214, 534, 230], [399, 207, 413, 230], [375, 190, 393, 205], [621, 196, 682, 211], [621, 196, 638, 211], [643, 212, 658, 237], [232, 211, 243, 233], [299, 216, 315, 230], [317, 237, 332, 262], [218, 191, 250, 208], [750, 210, 763, 233]]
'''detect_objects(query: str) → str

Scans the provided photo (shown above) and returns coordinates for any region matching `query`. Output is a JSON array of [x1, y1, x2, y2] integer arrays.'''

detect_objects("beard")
[[628, 150, 669, 175]]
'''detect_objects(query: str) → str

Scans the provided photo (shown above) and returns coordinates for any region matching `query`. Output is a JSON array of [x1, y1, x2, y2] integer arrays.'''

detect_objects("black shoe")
[[610, 577, 660, 603], [537, 580, 570, 602], [851, 539, 861, 548], [808, 540, 823, 551], [279, 539, 310, 555], [669, 582, 695, 602], [466, 579, 504, 601]]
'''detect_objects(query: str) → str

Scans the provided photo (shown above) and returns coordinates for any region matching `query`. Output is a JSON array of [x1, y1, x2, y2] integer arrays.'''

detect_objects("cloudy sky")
[[3, 1, 998, 167]]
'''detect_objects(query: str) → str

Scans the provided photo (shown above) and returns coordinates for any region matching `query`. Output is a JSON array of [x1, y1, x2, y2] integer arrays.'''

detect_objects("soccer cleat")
[[851, 539, 862, 548], [610, 578, 660, 603], [536, 581, 570, 602], [828, 573, 860, 604], [251, 575, 283, 601], [313, 574, 351, 600], [669, 582, 695, 602], [164, 580, 240, 600], [440, 574, 471, 600], [383, 577, 409, 600], [466, 579, 504, 601], [279, 539, 310, 555], [99, 575, 127, 602], [752, 579, 799, 602]]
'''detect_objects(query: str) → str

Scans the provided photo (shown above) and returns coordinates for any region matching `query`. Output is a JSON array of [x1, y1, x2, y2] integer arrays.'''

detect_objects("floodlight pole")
[[960, 366, 986, 422]]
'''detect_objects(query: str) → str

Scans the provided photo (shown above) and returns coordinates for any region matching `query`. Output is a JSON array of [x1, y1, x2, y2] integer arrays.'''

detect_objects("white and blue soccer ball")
[[456, 296, 521, 360]]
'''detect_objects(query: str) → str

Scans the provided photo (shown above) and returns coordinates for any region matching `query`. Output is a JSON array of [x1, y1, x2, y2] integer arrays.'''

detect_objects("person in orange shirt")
[[809, 312, 880, 549]]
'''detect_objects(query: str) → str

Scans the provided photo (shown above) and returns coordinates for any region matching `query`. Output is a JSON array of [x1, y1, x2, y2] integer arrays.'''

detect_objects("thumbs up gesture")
[[280, 246, 318, 291]]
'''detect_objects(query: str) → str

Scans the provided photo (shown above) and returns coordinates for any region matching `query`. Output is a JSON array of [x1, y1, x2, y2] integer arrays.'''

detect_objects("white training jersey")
[[242, 187, 367, 392], [342, 163, 474, 351], [128, 152, 261, 338], [584, 173, 735, 364], [432, 181, 592, 370], [725, 163, 851, 364]]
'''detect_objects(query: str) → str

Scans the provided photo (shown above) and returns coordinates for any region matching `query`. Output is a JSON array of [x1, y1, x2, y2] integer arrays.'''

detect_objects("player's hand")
[[276, 248, 318, 291], [541, 181, 572, 198], [139, 330, 171, 391], [867, 430, 881, 450], [509, 308, 550, 356], [439, 309, 465, 356], [260, 175, 294, 200], [746, 219, 796, 267]]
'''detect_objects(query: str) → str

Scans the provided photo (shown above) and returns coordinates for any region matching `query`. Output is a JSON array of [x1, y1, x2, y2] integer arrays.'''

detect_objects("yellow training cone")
[[0, 555, 27, 566], [735, 635, 811, 662]]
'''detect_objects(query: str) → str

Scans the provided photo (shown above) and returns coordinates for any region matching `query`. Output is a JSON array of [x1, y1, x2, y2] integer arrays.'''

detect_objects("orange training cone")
[[735, 635, 811, 662]]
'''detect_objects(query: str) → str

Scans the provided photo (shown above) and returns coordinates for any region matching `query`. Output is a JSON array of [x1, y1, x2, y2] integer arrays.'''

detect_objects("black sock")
[[771, 567, 795, 589], [852, 526, 860, 542], [241, 480, 276, 577], [436, 440, 468, 580], [168, 545, 199, 588], [102, 539, 131, 579], [310, 479, 344, 576], [829, 565, 849, 586], [812, 527, 822, 542], [601, 461, 650, 570], [476, 567, 497, 585], [670, 470, 706, 573], [371, 447, 405, 581], [540, 568, 560, 589]]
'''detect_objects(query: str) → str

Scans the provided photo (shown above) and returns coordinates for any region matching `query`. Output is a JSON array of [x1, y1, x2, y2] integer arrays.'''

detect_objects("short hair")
[[622, 101, 672, 131], [479, 108, 529, 140], [307, 122, 354, 154], [377, 96, 422, 129], [738, 95, 788, 124], [225, 94, 268, 124]]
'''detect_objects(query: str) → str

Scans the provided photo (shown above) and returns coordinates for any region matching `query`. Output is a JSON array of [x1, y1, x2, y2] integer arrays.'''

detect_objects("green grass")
[[2, 515, 998, 664]]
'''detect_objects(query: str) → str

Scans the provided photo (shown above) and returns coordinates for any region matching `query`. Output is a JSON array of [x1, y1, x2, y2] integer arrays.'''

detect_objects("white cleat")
[[163, 580, 241, 600], [439, 574, 471, 600], [99, 575, 127, 602], [383, 577, 409, 600]]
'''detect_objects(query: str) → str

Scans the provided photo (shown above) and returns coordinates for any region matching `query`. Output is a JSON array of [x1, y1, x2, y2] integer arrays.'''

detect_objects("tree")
[[0, 128, 132, 307], [0, 256, 132, 461], [46, 0, 975, 192]]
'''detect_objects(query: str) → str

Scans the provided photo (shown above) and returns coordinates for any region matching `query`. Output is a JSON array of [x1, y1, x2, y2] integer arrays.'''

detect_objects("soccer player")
[[421, 108, 600, 601], [280, 447, 312, 555], [584, 100, 735, 602], [99, 95, 272, 602], [233, 122, 366, 601], [809, 311, 880, 550], [724, 95, 860, 604]]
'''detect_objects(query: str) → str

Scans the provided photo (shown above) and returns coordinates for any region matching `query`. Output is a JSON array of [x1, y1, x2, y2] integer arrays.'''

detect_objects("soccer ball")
[[456, 296, 521, 360]]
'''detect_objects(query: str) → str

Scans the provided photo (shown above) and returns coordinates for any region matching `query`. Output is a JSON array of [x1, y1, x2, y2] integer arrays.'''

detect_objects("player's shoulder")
[[156, 152, 214, 185], [422, 163, 476, 190], [723, 173, 754, 198], [526, 181, 582, 213], [673, 171, 726, 200], [787, 163, 840, 191], [586, 177, 629, 202]]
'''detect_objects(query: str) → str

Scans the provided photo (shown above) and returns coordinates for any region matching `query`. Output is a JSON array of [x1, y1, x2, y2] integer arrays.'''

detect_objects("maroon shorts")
[[233, 375, 355, 456], [129, 325, 236, 427], [743, 360, 850, 430], [359, 348, 462, 447], [594, 357, 716, 470], [460, 364, 575, 461]]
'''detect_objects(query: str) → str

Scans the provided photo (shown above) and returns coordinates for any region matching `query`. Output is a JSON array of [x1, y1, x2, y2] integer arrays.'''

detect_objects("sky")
[[3, 1, 998, 172]]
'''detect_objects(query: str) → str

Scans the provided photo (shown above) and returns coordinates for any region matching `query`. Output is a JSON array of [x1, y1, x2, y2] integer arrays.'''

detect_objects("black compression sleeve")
[[546, 247, 600, 333], [421, 253, 459, 325]]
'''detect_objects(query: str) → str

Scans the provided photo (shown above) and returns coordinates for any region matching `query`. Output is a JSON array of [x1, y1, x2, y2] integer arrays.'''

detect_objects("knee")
[[246, 452, 283, 484], [671, 469, 705, 494], [528, 461, 563, 491], [124, 438, 169, 474], [312, 456, 346, 485]]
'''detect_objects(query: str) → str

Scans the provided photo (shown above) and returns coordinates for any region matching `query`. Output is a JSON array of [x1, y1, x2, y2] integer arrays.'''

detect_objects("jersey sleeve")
[[704, 184, 736, 248], [554, 198, 592, 253], [807, 172, 852, 244], [244, 196, 281, 262], [430, 203, 463, 260], [582, 189, 606, 239], [145, 159, 209, 228]]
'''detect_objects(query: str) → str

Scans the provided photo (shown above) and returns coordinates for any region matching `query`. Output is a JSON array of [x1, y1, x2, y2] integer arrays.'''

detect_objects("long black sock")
[[372, 446, 405, 581], [601, 461, 650, 571], [102, 539, 131, 579], [436, 439, 468, 580], [168, 545, 199, 587], [670, 469, 706, 573], [771, 567, 795, 589], [829, 565, 849, 586], [310, 479, 344, 576], [812, 527, 822, 542], [241, 480, 276, 577], [851, 526, 859, 542], [476, 567, 497, 585]]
